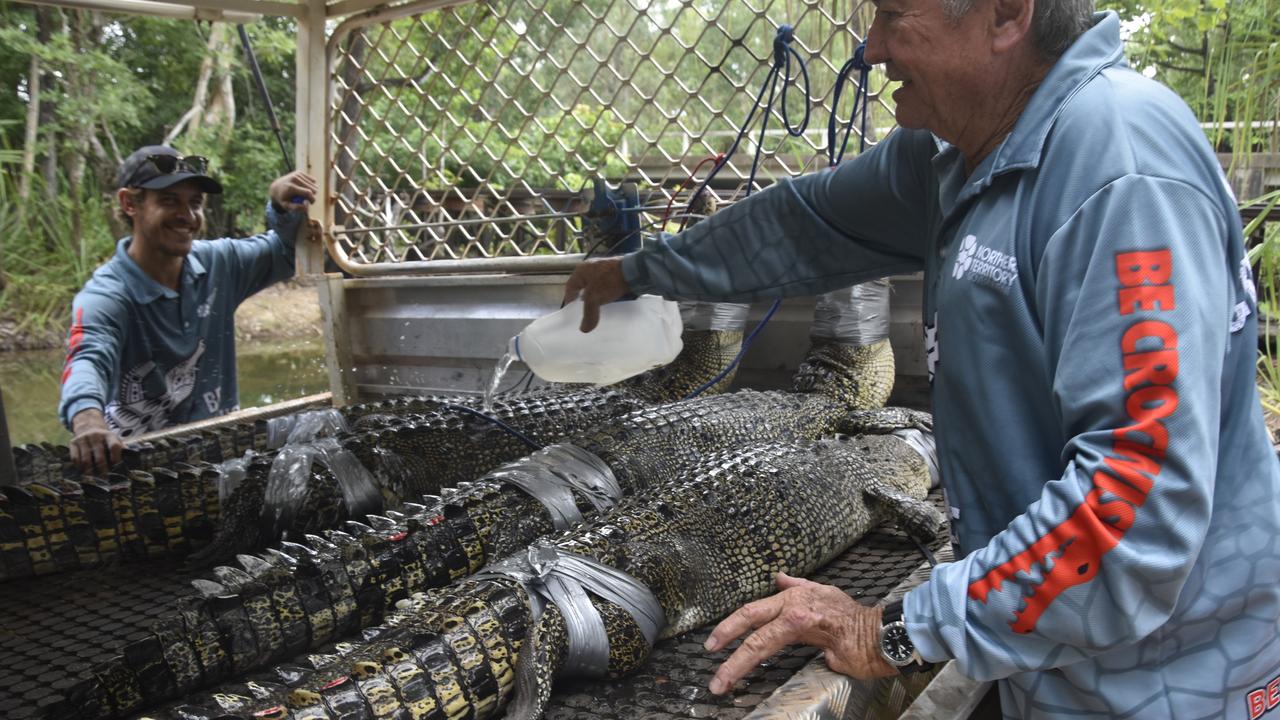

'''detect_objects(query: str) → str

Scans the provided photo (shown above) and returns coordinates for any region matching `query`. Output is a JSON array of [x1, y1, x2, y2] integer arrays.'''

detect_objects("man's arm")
[[906, 175, 1237, 679], [222, 171, 317, 304], [565, 129, 939, 330], [59, 293, 127, 473], [701, 176, 1244, 691]]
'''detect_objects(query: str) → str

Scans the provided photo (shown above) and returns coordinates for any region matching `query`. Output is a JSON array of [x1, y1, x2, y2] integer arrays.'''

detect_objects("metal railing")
[[325, 0, 895, 274]]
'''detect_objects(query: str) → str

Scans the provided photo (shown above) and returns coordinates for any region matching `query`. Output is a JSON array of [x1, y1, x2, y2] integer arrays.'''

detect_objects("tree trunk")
[[19, 53, 41, 212], [166, 23, 237, 147], [65, 9, 96, 262], [37, 7, 60, 204]]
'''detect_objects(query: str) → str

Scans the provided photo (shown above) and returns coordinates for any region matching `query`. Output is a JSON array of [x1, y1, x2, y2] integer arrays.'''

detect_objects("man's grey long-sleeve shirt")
[[622, 13, 1280, 718], [59, 202, 304, 439]]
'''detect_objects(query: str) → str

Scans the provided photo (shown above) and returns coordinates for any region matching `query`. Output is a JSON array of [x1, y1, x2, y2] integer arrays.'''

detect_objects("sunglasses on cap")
[[124, 154, 211, 186]]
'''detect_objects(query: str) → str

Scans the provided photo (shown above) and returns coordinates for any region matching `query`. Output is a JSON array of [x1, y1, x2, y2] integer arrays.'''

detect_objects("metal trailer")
[[0, 0, 988, 717]]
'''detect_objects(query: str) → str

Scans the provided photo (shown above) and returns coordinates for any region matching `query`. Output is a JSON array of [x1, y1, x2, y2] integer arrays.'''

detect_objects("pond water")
[[0, 337, 328, 446]]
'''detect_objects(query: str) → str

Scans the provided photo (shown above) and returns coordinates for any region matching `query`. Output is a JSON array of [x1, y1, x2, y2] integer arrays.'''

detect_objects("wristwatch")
[[879, 599, 934, 674]]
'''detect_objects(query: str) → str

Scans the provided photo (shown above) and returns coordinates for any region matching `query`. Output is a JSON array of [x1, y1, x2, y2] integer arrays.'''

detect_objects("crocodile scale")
[[115, 418, 937, 720]]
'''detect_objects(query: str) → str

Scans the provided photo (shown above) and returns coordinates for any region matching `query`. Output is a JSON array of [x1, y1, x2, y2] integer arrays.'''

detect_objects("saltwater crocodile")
[[56, 388, 913, 720], [100, 417, 938, 720], [0, 327, 757, 580], [6, 323, 749, 490]]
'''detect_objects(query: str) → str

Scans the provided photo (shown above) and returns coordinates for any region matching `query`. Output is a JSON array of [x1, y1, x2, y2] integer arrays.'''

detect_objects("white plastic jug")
[[510, 295, 683, 385]]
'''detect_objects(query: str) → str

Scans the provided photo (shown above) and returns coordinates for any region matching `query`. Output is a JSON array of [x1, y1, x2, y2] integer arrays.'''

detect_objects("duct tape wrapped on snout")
[[477, 544, 665, 678], [811, 280, 891, 345], [486, 444, 622, 530], [679, 302, 751, 332], [890, 427, 940, 489], [214, 451, 255, 505], [265, 409, 351, 449]]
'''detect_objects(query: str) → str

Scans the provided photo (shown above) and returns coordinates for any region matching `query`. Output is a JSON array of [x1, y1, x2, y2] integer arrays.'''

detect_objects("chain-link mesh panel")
[[329, 0, 898, 269]]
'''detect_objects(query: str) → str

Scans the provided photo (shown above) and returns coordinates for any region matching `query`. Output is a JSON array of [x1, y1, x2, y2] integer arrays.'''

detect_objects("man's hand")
[[562, 257, 631, 332], [69, 408, 124, 476], [704, 572, 897, 695], [268, 171, 319, 212]]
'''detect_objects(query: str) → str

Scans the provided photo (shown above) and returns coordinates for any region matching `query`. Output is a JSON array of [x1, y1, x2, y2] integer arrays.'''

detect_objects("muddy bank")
[[0, 278, 324, 354]]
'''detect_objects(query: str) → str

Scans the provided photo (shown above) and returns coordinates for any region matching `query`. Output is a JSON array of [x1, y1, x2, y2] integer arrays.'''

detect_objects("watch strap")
[[879, 599, 935, 675]]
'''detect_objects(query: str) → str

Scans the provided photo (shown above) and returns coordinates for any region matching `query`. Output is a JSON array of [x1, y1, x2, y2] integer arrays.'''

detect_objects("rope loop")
[[827, 40, 872, 167], [773, 24, 796, 67]]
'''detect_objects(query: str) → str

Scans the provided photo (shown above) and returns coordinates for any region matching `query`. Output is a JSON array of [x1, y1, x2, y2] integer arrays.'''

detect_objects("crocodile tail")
[[506, 604, 568, 720]]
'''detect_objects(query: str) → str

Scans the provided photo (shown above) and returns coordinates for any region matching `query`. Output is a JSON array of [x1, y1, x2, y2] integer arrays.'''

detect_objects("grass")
[[0, 162, 118, 339]]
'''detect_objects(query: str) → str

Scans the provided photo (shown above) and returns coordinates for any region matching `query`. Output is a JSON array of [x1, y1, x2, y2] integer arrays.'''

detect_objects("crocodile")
[[57, 352, 900, 719], [7, 323, 750, 489], [109, 416, 938, 720], [0, 327, 755, 581]]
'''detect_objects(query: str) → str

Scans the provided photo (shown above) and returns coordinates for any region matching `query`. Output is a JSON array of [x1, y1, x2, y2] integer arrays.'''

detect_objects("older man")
[[59, 146, 317, 474], [564, 0, 1280, 716]]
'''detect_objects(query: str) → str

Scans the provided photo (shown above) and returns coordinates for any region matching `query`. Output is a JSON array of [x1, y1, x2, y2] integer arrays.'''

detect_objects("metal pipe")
[[236, 24, 293, 173], [321, 225, 584, 275], [18, 0, 267, 22], [328, 202, 711, 236], [0, 385, 17, 486], [329, 0, 468, 48]]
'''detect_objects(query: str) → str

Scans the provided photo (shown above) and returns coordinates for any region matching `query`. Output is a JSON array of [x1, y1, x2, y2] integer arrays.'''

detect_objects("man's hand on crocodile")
[[562, 256, 630, 332], [69, 407, 124, 475], [704, 572, 896, 694]]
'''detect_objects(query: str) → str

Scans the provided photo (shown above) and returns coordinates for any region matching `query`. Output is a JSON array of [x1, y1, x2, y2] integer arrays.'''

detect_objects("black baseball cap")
[[116, 145, 223, 194]]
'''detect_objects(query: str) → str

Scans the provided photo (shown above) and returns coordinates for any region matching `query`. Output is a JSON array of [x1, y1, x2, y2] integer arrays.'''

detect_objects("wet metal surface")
[[0, 494, 947, 719]]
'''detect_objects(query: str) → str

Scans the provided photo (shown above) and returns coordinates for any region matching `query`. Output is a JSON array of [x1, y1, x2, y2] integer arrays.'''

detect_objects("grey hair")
[[940, 0, 1095, 57]]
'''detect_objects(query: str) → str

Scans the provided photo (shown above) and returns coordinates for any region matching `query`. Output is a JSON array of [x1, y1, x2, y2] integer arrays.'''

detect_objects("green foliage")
[[0, 149, 116, 335], [0, 9, 299, 332], [1101, 0, 1279, 154]]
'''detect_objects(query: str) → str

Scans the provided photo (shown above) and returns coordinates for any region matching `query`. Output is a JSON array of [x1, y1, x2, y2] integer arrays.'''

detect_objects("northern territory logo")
[[952, 235, 1017, 292]]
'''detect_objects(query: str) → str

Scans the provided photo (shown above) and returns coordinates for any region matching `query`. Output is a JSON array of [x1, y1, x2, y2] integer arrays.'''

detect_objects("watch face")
[[881, 623, 915, 665]]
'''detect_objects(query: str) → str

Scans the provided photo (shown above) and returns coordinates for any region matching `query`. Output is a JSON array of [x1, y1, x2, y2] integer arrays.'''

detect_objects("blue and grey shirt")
[[59, 203, 304, 439], [622, 13, 1280, 718]]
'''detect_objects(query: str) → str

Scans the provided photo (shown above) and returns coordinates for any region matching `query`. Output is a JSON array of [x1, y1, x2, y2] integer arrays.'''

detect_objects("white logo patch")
[[1231, 257, 1256, 334], [924, 319, 939, 383], [952, 234, 1017, 291], [197, 286, 216, 318]]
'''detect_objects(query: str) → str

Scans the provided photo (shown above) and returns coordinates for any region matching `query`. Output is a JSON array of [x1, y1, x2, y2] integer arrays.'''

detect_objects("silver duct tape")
[[487, 466, 581, 530], [214, 451, 254, 505], [679, 301, 751, 331], [811, 279, 892, 345], [263, 438, 382, 536], [486, 444, 622, 530], [477, 544, 666, 678], [890, 428, 940, 490], [266, 409, 350, 450]]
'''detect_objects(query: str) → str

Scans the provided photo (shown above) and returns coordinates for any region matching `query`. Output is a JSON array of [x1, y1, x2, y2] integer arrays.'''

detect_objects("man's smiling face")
[[863, 0, 994, 140], [126, 180, 206, 259]]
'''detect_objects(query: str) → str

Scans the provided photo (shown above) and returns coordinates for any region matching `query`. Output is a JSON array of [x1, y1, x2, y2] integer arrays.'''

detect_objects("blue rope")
[[682, 298, 782, 401], [685, 24, 811, 220], [443, 403, 544, 451], [681, 24, 811, 401], [827, 41, 872, 166]]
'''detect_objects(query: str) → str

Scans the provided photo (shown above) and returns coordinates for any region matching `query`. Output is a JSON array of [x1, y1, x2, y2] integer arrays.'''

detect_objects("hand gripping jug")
[[510, 295, 683, 385]]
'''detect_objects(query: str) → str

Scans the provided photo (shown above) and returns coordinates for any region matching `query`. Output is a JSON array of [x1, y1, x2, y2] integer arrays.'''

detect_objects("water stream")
[[0, 337, 328, 446], [483, 347, 517, 413]]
